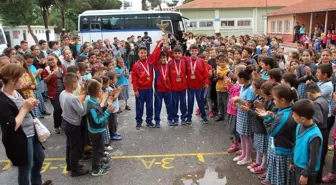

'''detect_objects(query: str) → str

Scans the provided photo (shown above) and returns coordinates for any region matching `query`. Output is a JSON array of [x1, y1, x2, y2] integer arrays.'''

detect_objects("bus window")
[[102, 16, 124, 30], [124, 15, 148, 29], [90, 23, 101, 30], [81, 17, 89, 30], [0, 30, 6, 45], [148, 17, 162, 29]]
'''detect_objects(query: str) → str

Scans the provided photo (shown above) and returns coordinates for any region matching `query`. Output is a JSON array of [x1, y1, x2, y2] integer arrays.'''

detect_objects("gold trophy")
[[156, 23, 169, 49]]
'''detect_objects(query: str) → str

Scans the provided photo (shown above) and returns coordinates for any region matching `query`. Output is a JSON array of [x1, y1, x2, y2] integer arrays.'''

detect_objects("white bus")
[[78, 10, 186, 47], [0, 25, 7, 53]]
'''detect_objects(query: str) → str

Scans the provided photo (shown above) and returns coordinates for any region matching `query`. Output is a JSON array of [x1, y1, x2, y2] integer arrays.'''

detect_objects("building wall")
[[267, 15, 294, 42], [3, 26, 56, 47], [180, 7, 283, 36]]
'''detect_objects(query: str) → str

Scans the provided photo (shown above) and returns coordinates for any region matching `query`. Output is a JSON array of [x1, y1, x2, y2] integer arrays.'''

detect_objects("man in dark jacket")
[[293, 22, 301, 43]]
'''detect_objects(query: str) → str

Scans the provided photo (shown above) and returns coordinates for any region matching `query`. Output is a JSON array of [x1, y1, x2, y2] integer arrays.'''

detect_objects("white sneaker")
[[233, 156, 242, 162], [104, 146, 113, 151], [237, 159, 252, 166]]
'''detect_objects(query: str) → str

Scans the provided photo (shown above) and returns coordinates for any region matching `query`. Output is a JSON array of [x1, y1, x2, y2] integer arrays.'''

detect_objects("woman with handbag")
[[0, 64, 52, 185]]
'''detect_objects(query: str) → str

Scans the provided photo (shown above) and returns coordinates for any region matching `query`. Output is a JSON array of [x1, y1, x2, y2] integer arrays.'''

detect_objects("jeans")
[[108, 113, 118, 136], [62, 119, 82, 173], [18, 136, 45, 185], [50, 95, 62, 129], [89, 132, 105, 170], [217, 92, 229, 118], [135, 88, 153, 125]]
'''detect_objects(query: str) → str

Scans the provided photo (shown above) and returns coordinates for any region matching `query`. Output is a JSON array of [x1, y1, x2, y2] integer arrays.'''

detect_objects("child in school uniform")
[[101, 76, 113, 151], [256, 36, 270, 56], [87, 80, 115, 176], [152, 50, 173, 127], [231, 65, 256, 165], [292, 99, 323, 185], [240, 78, 267, 175], [297, 50, 317, 99], [115, 57, 131, 111], [225, 65, 246, 153], [256, 84, 297, 185], [186, 44, 210, 124], [167, 47, 188, 125], [306, 82, 330, 183], [259, 57, 275, 80], [215, 55, 231, 121]]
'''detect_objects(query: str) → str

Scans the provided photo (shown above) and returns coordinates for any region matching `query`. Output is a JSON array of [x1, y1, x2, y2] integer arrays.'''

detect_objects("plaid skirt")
[[236, 108, 252, 136], [297, 82, 307, 100], [266, 137, 291, 185], [253, 133, 268, 154], [118, 85, 129, 101]]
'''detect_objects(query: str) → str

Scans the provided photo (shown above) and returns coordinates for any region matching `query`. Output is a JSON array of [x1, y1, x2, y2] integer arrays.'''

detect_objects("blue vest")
[[261, 71, 269, 80], [294, 124, 323, 172]]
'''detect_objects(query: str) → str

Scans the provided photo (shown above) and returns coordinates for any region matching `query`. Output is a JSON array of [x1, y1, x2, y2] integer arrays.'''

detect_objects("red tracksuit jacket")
[[149, 46, 172, 93], [131, 47, 162, 92], [185, 57, 210, 89], [168, 58, 188, 91]]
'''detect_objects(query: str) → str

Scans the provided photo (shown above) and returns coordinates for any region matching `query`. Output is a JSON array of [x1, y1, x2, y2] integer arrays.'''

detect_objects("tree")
[[0, 0, 42, 44], [148, 0, 162, 10], [183, 0, 194, 4], [87, 0, 122, 10], [37, 0, 54, 41]]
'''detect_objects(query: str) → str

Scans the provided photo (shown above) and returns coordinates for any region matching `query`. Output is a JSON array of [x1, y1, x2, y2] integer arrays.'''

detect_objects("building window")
[[277, 21, 282, 33], [284, 20, 290, 33], [221, 20, 235, 27], [237, 20, 251, 27], [271, 21, 276, 33], [199, 20, 214, 28], [187, 20, 197, 29]]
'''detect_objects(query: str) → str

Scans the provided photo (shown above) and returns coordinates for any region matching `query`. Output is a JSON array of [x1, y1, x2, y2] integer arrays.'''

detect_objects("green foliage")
[[0, 0, 43, 26], [183, 0, 194, 4]]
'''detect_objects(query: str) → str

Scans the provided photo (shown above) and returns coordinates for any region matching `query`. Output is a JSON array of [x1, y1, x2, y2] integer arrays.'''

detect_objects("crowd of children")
[[1, 32, 336, 184]]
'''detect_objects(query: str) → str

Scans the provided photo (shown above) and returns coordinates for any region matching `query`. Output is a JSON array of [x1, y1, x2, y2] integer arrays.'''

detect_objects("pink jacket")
[[332, 127, 336, 140], [227, 83, 241, 116]]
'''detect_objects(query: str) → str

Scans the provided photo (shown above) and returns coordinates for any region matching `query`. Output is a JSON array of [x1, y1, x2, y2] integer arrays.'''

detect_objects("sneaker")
[[247, 162, 259, 170], [111, 135, 122, 140], [104, 146, 113, 151], [42, 180, 53, 185], [233, 156, 242, 162], [215, 117, 224, 122], [237, 159, 252, 166], [227, 142, 240, 153], [258, 172, 267, 180], [250, 166, 266, 174], [202, 119, 209, 124], [195, 109, 200, 115], [208, 111, 215, 118], [54, 128, 60, 134], [155, 124, 160, 128], [136, 125, 141, 130], [186, 120, 192, 125], [260, 179, 271, 185], [71, 168, 89, 177], [42, 111, 51, 115], [147, 123, 155, 128], [101, 157, 111, 163], [102, 164, 111, 171], [125, 105, 131, 111], [235, 149, 242, 155], [181, 121, 186, 125], [322, 173, 336, 183], [173, 122, 178, 126], [92, 168, 110, 176]]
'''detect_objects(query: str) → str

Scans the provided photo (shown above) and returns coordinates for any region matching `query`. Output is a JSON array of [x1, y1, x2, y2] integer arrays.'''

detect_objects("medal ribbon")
[[190, 59, 197, 74], [139, 61, 150, 76], [161, 65, 168, 81], [174, 60, 181, 77]]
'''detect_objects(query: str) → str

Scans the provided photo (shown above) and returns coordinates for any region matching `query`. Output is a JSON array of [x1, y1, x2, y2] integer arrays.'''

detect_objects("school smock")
[[294, 124, 322, 174], [168, 58, 188, 92], [115, 67, 129, 86], [185, 57, 210, 89]]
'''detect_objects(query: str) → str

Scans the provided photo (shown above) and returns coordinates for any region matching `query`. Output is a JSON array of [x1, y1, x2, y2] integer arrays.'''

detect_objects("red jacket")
[[168, 59, 188, 91], [131, 46, 161, 92], [185, 57, 210, 89]]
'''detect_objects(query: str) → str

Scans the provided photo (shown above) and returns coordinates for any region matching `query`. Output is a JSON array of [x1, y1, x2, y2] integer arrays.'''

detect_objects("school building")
[[177, 0, 301, 36], [267, 0, 336, 43]]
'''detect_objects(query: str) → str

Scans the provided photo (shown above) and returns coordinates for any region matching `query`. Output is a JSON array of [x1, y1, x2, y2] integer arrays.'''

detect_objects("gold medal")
[[191, 74, 196, 79], [176, 77, 181, 82], [147, 76, 151, 81]]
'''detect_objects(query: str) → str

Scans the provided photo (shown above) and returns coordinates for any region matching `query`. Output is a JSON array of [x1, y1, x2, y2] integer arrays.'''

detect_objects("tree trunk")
[[158, 2, 162, 11], [27, 25, 38, 44], [141, 0, 147, 10], [42, 7, 50, 42], [61, 7, 65, 36]]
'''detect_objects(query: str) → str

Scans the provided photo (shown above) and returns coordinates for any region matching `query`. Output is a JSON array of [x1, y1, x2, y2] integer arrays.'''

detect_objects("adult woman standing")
[[0, 64, 51, 185], [186, 32, 196, 56], [42, 54, 66, 134]]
